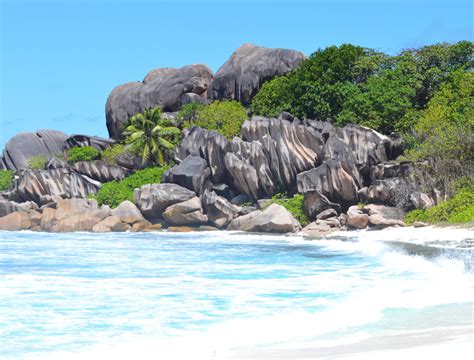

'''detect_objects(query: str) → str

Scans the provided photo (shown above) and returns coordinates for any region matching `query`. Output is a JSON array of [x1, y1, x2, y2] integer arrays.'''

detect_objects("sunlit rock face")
[[105, 64, 213, 138]]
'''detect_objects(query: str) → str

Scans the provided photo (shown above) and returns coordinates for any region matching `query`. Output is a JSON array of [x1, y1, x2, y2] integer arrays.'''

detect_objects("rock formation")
[[105, 65, 213, 138], [1, 130, 68, 170], [209, 44, 306, 105]]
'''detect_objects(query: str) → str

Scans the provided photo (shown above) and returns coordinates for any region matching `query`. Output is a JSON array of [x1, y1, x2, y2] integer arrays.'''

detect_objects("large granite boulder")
[[92, 216, 126, 232], [72, 161, 131, 183], [228, 203, 301, 233], [53, 209, 109, 232], [106, 65, 213, 138], [209, 44, 306, 106], [10, 169, 101, 205], [1, 130, 68, 170], [297, 160, 359, 210], [163, 155, 211, 195], [63, 134, 115, 151], [201, 189, 238, 228], [162, 197, 208, 226], [347, 206, 369, 229], [134, 183, 196, 222]]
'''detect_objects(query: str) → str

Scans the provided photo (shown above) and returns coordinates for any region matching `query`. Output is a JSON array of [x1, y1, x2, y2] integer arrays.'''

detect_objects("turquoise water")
[[0, 228, 473, 359]]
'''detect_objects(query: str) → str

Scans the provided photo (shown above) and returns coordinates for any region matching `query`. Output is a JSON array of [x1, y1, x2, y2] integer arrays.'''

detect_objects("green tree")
[[123, 107, 180, 166]]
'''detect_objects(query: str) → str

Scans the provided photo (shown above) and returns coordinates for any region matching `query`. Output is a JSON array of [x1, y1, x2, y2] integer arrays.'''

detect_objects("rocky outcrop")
[[347, 206, 369, 229], [106, 65, 213, 138], [201, 189, 238, 228], [0, 200, 38, 218], [72, 161, 131, 183], [92, 216, 126, 232], [162, 197, 208, 226], [209, 44, 306, 106], [302, 190, 341, 220], [10, 168, 101, 205], [134, 183, 196, 222], [45, 157, 69, 170], [163, 155, 210, 195], [228, 203, 301, 233], [63, 134, 115, 151], [297, 160, 359, 209], [1, 130, 68, 170]]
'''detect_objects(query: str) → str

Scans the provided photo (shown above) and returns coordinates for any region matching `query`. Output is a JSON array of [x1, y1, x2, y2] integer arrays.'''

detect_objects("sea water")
[[0, 228, 473, 359]]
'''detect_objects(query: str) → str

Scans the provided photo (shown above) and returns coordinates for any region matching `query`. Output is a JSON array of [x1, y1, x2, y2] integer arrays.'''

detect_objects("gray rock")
[[201, 190, 238, 228], [1, 130, 68, 170], [164, 155, 210, 195], [72, 161, 131, 183], [230, 194, 251, 205], [134, 183, 196, 222], [300, 221, 333, 236], [162, 197, 208, 226], [316, 208, 338, 220], [111, 200, 145, 224], [211, 183, 235, 200], [63, 134, 115, 151], [11, 169, 101, 205], [368, 214, 405, 229], [45, 157, 69, 170], [228, 203, 301, 233], [106, 65, 213, 138], [297, 160, 359, 209], [303, 190, 341, 220], [0, 200, 38, 218], [364, 204, 405, 221], [209, 43, 306, 106]]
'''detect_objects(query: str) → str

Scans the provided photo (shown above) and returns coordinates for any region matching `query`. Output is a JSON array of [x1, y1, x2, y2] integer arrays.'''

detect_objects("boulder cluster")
[[0, 43, 440, 234]]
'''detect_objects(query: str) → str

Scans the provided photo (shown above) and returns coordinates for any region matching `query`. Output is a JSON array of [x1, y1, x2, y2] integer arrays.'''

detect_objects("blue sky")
[[1, 0, 472, 147]]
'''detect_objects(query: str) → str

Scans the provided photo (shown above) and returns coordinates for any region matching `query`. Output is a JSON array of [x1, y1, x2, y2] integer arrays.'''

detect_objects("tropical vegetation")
[[0, 170, 13, 191], [67, 146, 99, 163]]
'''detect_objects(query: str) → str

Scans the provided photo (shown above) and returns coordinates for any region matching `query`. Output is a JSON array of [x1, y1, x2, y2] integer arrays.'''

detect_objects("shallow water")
[[0, 228, 473, 359]]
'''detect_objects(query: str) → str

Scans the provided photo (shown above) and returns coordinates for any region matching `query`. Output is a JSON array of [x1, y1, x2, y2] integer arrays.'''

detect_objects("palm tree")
[[122, 107, 180, 166]]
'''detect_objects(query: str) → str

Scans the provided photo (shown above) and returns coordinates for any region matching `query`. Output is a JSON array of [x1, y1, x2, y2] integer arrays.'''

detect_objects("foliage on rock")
[[180, 100, 248, 139], [27, 156, 49, 169], [0, 170, 14, 191], [270, 193, 310, 226], [94, 166, 170, 208], [67, 146, 99, 164]]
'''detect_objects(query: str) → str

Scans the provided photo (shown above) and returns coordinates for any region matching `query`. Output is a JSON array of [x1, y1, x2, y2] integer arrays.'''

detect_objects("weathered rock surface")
[[134, 183, 196, 222], [111, 201, 145, 224], [53, 209, 109, 232], [162, 197, 208, 226], [228, 203, 301, 233], [364, 204, 405, 229], [209, 44, 306, 106], [300, 217, 341, 236], [0, 211, 32, 231], [63, 134, 115, 151], [164, 155, 210, 195], [0, 200, 38, 218], [297, 160, 359, 209], [10, 169, 101, 205], [347, 206, 369, 229], [54, 198, 99, 221], [106, 65, 213, 138], [44, 157, 69, 170], [201, 190, 238, 228], [72, 161, 131, 183], [1, 130, 68, 170], [92, 216, 126, 232], [303, 190, 342, 220]]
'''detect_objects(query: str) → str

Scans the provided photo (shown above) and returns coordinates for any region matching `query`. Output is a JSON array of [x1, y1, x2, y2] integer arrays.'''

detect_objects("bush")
[[95, 166, 169, 208], [271, 193, 310, 226], [101, 144, 132, 165], [404, 183, 474, 224], [0, 170, 13, 191], [188, 100, 248, 139], [67, 146, 99, 163], [176, 102, 206, 128], [27, 156, 48, 169]]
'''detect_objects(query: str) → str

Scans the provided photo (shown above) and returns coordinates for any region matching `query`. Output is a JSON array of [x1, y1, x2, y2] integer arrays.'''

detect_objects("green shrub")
[[95, 166, 169, 208], [27, 156, 48, 170], [0, 170, 13, 191], [271, 193, 310, 226], [176, 102, 206, 128], [404, 185, 474, 224], [189, 100, 248, 139], [67, 146, 99, 163], [101, 144, 132, 165]]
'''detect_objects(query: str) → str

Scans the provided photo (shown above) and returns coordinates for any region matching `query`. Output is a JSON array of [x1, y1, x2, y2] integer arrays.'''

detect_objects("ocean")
[[0, 228, 473, 359]]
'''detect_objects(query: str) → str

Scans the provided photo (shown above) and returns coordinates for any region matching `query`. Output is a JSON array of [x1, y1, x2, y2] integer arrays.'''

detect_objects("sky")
[[1, 0, 473, 148]]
